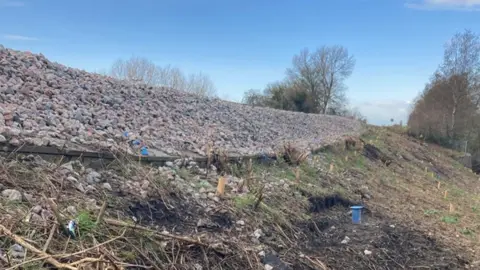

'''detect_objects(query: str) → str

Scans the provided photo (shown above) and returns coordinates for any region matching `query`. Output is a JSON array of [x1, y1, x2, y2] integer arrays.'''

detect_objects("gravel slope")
[[0, 46, 362, 156]]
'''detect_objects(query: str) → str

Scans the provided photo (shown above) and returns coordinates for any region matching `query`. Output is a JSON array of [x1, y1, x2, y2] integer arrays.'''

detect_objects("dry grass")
[[0, 126, 479, 268], [0, 155, 262, 270], [281, 142, 309, 166]]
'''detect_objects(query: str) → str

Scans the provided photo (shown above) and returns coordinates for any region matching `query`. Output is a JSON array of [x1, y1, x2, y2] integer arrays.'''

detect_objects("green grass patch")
[[449, 187, 465, 198], [76, 210, 96, 235], [300, 162, 318, 178], [234, 194, 256, 209], [260, 202, 290, 225], [196, 180, 213, 189], [352, 155, 367, 169], [424, 209, 440, 216], [441, 215, 459, 224], [176, 167, 191, 180], [461, 228, 475, 237]]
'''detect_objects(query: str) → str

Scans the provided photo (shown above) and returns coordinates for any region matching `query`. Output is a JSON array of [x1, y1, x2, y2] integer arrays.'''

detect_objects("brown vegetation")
[[1, 127, 478, 269], [408, 29, 480, 170]]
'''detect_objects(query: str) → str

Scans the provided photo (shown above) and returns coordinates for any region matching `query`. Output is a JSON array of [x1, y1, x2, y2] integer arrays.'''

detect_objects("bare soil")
[[0, 126, 477, 269]]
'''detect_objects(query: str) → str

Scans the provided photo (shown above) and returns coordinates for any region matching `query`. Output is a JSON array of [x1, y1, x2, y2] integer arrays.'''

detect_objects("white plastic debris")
[[9, 244, 25, 258], [67, 220, 77, 237], [341, 236, 351, 244], [253, 229, 263, 239], [364, 249, 372, 255], [264, 264, 274, 270]]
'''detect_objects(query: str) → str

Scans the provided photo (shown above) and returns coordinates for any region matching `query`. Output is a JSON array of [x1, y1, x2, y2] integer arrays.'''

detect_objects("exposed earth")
[[0, 126, 478, 269]]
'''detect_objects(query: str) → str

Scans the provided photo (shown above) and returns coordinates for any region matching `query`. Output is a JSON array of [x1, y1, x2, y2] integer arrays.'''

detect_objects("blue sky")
[[1, 0, 479, 125]]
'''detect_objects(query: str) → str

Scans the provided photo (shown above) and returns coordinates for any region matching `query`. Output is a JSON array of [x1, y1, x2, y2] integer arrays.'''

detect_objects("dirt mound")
[[0, 46, 361, 157]]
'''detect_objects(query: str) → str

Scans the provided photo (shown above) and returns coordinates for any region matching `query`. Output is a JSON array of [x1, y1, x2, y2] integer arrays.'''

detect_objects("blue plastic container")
[[351, 206, 364, 224], [140, 146, 149, 156]]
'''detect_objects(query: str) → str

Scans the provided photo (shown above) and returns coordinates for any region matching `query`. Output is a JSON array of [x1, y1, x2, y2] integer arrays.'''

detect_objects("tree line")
[[241, 45, 365, 120], [408, 30, 480, 153], [104, 56, 217, 97], [104, 48, 365, 120]]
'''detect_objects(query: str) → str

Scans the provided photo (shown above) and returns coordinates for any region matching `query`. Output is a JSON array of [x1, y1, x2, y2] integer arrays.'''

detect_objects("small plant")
[[234, 194, 256, 209], [441, 215, 458, 224], [196, 180, 213, 189], [461, 228, 475, 236], [121, 251, 138, 262], [76, 210, 96, 235], [424, 209, 439, 216], [177, 168, 191, 180], [299, 162, 317, 178], [354, 155, 366, 169], [449, 188, 465, 198]]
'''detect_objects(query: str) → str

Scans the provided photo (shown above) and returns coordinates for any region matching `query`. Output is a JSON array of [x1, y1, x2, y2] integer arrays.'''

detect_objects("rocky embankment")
[[0, 46, 362, 157]]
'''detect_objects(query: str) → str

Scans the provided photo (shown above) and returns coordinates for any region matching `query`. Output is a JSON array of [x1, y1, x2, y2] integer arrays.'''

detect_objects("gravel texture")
[[0, 46, 362, 157]]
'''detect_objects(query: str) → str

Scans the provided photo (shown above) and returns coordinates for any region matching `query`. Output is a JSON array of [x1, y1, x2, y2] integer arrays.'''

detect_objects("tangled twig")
[[104, 218, 208, 247], [0, 224, 77, 270]]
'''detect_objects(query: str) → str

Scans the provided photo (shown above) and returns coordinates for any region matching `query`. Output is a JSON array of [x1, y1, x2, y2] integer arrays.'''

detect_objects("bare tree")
[[287, 46, 355, 114], [110, 56, 159, 85], [108, 57, 217, 97], [185, 72, 217, 97], [156, 65, 187, 90], [439, 29, 480, 137]]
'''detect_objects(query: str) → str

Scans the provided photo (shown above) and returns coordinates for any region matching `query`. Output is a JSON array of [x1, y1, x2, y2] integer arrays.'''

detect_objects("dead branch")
[[96, 201, 107, 225], [0, 223, 77, 270], [4, 255, 51, 270], [43, 223, 57, 252], [56, 230, 125, 259], [305, 255, 329, 270], [104, 218, 208, 247]]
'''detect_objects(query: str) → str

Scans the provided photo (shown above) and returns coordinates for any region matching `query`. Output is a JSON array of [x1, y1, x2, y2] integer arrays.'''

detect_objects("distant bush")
[[241, 45, 366, 121]]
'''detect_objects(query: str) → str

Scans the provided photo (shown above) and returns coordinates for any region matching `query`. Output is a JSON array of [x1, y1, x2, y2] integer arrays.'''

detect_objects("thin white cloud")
[[405, 0, 480, 11], [0, 1, 25, 7], [3, 34, 38, 41]]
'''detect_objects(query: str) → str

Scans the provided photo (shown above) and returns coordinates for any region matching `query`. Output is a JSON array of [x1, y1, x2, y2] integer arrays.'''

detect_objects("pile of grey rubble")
[[0, 45, 362, 157]]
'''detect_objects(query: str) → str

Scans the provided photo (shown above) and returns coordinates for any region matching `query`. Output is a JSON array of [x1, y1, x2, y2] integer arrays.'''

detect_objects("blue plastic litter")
[[141, 146, 149, 156], [351, 206, 364, 224], [132, 139, 141, 146], [123, 131, 129, 137]]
